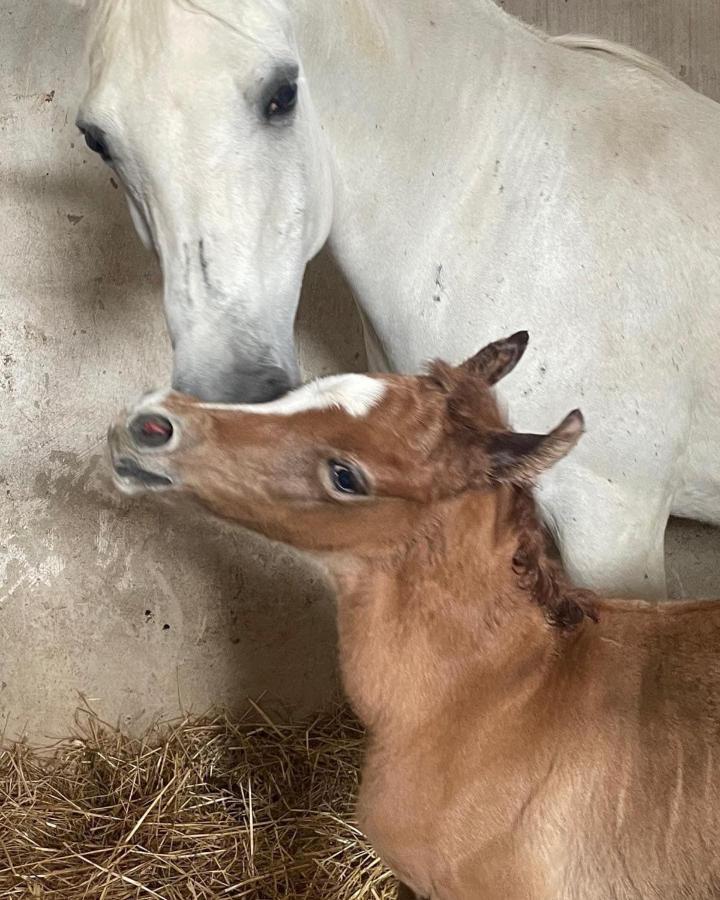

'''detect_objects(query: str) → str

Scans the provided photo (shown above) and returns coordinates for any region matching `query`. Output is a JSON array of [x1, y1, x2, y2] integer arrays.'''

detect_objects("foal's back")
[[521, 599, 720, 899], [414, 599, 720, 900]]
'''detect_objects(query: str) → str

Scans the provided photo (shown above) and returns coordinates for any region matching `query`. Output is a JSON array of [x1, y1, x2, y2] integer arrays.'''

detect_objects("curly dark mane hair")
[[510, 487, 598, 629]]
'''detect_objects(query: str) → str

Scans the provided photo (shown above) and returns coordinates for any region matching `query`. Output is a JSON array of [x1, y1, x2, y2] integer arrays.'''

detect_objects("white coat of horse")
[[76, 0, 720, 596]]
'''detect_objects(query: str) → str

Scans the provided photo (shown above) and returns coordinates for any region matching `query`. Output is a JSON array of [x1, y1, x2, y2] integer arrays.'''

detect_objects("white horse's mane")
[[77, 0, 680, 91], [550, 34, 680, 86], [80, 0, 292, 62], [79, 0, 286, 27]]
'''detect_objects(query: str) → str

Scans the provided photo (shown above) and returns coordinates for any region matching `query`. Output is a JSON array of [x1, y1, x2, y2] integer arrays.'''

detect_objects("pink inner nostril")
[[143, 420, 170, 438], [130, 414, 174, 448]]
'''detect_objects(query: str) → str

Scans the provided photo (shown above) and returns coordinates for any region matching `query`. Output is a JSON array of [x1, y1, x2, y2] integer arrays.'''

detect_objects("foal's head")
[[108, 333, 584, 560]]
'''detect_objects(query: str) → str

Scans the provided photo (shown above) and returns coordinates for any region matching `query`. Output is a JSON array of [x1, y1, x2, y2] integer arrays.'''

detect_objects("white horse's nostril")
[[130, 414, 174, 448]]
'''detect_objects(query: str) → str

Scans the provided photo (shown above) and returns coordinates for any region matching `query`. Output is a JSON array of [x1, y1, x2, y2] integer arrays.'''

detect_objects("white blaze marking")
[[201, 374, 387, 418]]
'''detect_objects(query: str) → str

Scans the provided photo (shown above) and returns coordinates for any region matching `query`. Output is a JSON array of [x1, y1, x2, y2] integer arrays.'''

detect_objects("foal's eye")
[[266, 82, 298, 118], [328, 460, 368, 497]]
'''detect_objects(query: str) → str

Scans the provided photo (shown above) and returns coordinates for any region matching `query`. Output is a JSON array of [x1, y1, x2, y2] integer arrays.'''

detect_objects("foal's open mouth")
[[113, 456, 173, 490]]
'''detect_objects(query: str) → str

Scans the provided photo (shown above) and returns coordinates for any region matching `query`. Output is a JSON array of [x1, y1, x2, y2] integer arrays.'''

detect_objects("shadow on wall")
[[2, 79, 366, 740], [2, 166, 154, 313], [3, 162, 368, 361], [6, 448, 340, 736]]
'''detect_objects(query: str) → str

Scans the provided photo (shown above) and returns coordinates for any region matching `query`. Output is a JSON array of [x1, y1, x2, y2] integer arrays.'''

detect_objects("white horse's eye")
[[266, 82, 298, 118]]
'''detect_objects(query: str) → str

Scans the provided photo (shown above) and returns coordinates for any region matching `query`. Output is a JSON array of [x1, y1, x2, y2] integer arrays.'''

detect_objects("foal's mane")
[[509, 487, 598, 630]]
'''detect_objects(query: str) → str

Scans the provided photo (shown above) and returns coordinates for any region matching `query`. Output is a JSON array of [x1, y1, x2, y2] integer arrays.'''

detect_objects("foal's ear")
[[462, 331, 529, 386], [488, 410, 584, 485]]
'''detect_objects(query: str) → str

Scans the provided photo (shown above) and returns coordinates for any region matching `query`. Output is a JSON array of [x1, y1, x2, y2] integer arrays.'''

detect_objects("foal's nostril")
[[130, 414, 174, 448]]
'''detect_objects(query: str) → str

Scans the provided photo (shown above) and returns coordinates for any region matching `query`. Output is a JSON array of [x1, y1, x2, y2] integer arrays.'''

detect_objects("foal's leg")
[[540, 481, 672, 599], [397, 883, 420, 900]]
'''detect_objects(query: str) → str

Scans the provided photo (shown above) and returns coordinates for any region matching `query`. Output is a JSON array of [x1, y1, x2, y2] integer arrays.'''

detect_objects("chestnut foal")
[[109, 334, 720, 900]]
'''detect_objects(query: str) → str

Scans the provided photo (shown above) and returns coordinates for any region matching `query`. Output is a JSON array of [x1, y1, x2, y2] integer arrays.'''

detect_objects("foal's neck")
[[328, 488, 555, 734]]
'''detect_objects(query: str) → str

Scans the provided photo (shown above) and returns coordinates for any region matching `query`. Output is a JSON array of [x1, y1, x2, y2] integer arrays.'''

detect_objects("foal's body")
[[109, 334, 720, 899], [342, 493, 720, 898], [81, 0, 720, 596]]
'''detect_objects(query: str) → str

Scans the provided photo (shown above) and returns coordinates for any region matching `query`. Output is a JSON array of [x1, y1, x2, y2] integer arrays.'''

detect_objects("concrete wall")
[[1, 0, 718, 742]]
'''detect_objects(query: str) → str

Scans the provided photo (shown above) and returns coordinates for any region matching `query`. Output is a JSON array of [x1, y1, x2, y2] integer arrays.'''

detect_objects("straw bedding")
[[0, 702, 398, 899]]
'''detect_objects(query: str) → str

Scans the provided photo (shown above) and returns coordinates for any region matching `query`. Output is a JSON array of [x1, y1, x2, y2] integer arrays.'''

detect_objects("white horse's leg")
[[541, 482, 672, 599]]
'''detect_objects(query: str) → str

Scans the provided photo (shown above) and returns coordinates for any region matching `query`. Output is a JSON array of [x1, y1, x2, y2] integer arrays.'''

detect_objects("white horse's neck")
[[286, 0, 551, 350], [289, 0, 537, 67], [290, 0, 542, 163]]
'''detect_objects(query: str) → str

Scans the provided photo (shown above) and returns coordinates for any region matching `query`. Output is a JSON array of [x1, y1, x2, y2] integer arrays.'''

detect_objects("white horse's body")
[[78, 0, 720, 596]]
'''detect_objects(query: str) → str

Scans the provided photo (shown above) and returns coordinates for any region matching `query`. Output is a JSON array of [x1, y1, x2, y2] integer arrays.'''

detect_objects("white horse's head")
[[77, 0, 334, 401]]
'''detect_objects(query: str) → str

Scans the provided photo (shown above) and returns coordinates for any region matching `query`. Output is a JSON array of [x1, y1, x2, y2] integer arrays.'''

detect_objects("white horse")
[[76, 0, 720, 597]]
